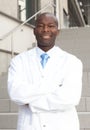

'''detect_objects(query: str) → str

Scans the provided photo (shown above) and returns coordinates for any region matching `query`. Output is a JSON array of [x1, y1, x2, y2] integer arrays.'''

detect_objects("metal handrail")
[[0, 1, 56, 40]]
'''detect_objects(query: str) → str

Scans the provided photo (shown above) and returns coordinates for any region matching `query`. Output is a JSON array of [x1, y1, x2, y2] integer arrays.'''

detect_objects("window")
[[18, 0, 40, 25], [26, 0, 40, 25], [63, 9, 69, 28]]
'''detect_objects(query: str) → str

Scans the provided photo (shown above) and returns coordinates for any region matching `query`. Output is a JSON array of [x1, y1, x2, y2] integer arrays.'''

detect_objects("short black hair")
[[35, 12, 58, 27]]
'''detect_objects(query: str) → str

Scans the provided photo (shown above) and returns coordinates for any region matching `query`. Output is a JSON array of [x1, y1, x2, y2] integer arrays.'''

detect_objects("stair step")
[[0, 99, 18, 112], [0, 113, 17, 129], [0, 72, 7, 88], [78, 113, 90, 129], [0, 87, 9, 99]]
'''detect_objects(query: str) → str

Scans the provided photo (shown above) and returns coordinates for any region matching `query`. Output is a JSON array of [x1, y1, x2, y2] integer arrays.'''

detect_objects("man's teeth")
[[43, 35, 50, 38]]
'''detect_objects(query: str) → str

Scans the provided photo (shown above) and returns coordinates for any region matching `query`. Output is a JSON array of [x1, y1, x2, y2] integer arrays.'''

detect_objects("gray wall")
[[0, 0, 18, 18]]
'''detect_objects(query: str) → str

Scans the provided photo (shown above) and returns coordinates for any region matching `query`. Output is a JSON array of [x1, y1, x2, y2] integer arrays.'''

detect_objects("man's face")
[[34, 15, 59, 50]]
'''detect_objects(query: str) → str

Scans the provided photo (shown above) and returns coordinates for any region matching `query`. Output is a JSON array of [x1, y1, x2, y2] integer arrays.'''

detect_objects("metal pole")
[[11, 33, 14, 58]]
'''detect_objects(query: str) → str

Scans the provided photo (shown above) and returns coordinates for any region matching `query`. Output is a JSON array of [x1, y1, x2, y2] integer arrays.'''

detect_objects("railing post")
[[11, 33, 14, 58]]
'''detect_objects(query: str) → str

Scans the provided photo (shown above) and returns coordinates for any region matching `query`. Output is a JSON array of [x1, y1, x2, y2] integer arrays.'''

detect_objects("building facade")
[[18, 0, 90, 28], [1, 0, 90, 29]]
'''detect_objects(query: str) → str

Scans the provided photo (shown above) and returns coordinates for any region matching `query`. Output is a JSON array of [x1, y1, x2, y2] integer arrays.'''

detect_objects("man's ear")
[[57, 29, 60, 35], [33, 28, 36, 35]]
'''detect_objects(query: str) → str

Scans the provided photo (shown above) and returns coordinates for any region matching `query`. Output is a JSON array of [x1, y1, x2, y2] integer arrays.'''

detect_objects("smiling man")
[[8, 12, 83, 130], [34, 13, 59, 51]]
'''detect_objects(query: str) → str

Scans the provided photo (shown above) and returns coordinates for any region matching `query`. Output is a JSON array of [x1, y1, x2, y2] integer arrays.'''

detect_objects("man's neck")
[[37, 45, 55, 52]]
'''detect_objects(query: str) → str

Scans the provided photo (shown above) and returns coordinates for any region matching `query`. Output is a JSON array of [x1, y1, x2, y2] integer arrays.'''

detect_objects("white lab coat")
[[8, 46, 83, 130]]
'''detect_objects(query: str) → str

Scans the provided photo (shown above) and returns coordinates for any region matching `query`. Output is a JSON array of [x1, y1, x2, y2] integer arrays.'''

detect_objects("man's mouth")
[[42, 35, 51, 39]]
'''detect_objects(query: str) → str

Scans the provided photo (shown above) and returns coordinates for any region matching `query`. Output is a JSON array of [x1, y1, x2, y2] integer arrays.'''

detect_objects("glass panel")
[[78, 0, 90, 25], [18, 0, 40, 25]]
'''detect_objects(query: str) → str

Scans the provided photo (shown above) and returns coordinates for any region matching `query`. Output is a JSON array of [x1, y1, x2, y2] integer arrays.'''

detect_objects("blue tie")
[[40, 53, 49, 68]]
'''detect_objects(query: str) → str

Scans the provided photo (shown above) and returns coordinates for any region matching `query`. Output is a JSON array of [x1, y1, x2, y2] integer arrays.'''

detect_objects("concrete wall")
[[0, 0, 18, 18], [0, 52, 11, 76], [56, 26, 90, 130], [0, 12, 36, 76], [0, 13, 36, 53]]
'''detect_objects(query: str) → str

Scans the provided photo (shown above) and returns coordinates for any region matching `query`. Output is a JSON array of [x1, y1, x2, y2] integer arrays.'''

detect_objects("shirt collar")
[[36, 46, 56, 58]]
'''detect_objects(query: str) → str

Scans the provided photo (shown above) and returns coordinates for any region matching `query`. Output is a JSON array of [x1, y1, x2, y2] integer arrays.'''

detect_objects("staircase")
[[0, 72, 18, 130]]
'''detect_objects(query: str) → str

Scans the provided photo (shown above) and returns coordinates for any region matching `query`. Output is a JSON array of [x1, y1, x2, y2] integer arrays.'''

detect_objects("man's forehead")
[[37, 13, 57, 21], [35, 13, 58, 26]]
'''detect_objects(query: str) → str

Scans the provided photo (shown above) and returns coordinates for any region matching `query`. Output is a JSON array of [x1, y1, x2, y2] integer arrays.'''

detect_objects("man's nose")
[[43, 26, 49, 32]]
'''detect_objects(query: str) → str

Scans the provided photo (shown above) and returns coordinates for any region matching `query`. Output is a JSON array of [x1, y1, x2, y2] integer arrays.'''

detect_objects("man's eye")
[[49, 25, 56, 28], [37, 25, 43, 28]]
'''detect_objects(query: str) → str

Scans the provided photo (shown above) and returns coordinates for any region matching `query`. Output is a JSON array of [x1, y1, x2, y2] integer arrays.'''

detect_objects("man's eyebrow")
[[37, 23, 56, 25]]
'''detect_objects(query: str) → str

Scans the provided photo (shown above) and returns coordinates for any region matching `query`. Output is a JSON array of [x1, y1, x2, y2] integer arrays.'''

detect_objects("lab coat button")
[[43, 125, 46, 127], [41, 75, 44, 78], [59, 84, 62, 87]]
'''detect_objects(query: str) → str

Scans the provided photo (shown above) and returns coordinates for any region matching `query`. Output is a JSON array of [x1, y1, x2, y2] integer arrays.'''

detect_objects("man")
[[8, 12, 83, 130]]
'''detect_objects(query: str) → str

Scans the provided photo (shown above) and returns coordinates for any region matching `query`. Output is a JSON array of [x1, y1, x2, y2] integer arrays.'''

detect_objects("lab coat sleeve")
[[8, 56, 57, 105], [8, 57, 32, 105], [29, 58, 83, 112]]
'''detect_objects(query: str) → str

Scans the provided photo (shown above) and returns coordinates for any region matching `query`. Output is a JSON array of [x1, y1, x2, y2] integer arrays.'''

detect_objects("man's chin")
[[40, 42, 51, 47]]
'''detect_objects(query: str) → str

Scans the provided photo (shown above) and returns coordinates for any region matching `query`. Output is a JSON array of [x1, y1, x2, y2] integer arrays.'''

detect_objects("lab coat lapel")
[[43, 47, 66, 79], [41, 51, 63, 79], [28, 47, 65, 80], [28, 48, 45, 77]]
